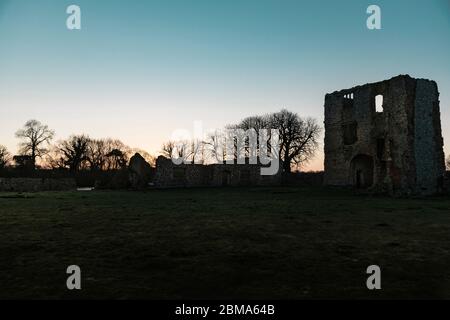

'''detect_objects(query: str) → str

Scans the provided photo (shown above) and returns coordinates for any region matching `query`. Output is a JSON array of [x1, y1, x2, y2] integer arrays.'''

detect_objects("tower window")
[[375, 95, 384, 113], [344, 93, 354, 100]]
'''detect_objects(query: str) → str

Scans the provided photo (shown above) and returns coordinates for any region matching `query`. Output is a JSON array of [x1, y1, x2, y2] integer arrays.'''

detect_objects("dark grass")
[[0, 187, 450, 299]]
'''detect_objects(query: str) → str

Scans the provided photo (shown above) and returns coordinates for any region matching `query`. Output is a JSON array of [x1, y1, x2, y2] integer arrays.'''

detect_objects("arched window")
[[375, 95, 384, 113]]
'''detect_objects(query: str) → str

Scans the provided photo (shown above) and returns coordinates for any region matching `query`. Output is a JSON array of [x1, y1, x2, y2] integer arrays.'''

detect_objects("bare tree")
[[86, 139, 108, 171], [47, 137, 135, 171], [0, 145, 10, 169], [190, 139, 204, 164], [57, 135, 91, 172], [99, 139, 131, 170], [203, 130, 227, 163], [204, 128, 256, 164], [269, 109, 321, 173], [161, 140, 191, 162], [161, 141, 176, 159], [232, 110, 321, 171], [106, 148, 128, 170], [234, 114, 281, 162], [15, 120, 54, 169], [237, 114, 270, 133], [45, 148, 66, 170]]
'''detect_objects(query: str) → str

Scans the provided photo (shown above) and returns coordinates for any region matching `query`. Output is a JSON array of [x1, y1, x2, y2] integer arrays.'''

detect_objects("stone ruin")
[[154, 156, 282, 188], [128, 153, 154, 189], [324, 75, 445, 195]]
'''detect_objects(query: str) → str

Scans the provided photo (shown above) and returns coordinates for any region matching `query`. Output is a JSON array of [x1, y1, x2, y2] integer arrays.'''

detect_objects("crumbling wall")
[[414, 79, 446, 194], [153, 157, 211, 188], [128, 153, 155, 189], [154, 156, 282, 188]]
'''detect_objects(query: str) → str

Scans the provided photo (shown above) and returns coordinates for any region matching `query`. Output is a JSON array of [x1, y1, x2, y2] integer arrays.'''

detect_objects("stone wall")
[[154, 156, 282, 188], [324, 75, 445, 195], [153, 157, 210, 188], [0, 178, 76, 192], [414, 79, 446, 194]]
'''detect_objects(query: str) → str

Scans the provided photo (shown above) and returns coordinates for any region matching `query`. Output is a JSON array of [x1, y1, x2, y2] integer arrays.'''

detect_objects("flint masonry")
[[324, 75, 445, 195]]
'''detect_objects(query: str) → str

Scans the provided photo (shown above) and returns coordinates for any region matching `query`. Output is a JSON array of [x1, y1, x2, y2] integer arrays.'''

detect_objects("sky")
[[0, 0, 449, 171]]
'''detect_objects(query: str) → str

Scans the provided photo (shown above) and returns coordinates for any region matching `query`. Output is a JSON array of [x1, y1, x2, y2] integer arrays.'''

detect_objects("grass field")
[[0, 187, 450, 299]]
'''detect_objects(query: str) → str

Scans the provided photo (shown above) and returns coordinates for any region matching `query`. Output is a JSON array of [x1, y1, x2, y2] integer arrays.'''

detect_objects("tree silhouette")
[[203, 130, 227, 164], [103, 139, 131, 170], [106, 149, 127, 170], [269, 109, 321, 173], [86, 139, 108, 171], [161, 140, 191, 162], [57, 135, 91, 172], [0, 145, 10, 169], [234, 109, 321, 173], [15, 120, 54, 169]]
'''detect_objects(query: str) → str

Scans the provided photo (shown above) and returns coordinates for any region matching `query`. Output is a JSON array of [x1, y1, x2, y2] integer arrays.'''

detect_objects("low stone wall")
[[153, 157, 212, 188], [284, 172, 324, 186], [154, 156, 282, 188], [0, 178, 76, 192]]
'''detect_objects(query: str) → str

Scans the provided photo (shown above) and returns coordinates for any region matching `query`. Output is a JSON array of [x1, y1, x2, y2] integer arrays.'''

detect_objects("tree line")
[[0, 120, 154, 173]]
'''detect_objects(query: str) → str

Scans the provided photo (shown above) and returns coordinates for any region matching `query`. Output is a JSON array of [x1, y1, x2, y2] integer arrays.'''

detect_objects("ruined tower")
[[324, 75, 445, 195]]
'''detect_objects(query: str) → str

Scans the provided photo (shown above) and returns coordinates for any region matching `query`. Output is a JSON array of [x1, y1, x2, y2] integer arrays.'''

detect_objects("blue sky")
[[0, 0, 449, 170]]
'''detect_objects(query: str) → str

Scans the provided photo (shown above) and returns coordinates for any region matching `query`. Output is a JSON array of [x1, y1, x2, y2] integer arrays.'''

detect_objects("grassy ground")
[[0, 187, 449, 299]]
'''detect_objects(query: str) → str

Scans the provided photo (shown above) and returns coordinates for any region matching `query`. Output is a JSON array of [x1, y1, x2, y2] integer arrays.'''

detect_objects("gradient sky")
[[0, 0, 449, 170]]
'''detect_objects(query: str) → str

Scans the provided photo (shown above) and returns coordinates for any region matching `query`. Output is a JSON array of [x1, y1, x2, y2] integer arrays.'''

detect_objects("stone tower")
[[324, 75, 445, 195]]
